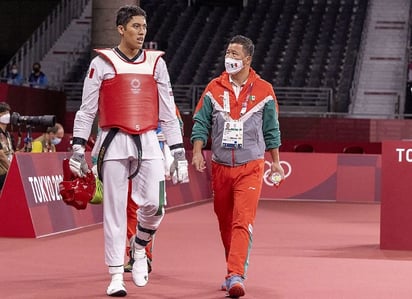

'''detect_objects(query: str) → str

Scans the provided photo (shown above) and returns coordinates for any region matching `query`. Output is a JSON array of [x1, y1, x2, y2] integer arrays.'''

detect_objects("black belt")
[[97, 128, 142, 181]]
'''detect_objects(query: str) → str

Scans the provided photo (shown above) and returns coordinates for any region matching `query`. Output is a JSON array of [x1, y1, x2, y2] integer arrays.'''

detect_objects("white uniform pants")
[[102, 158, 165, 270]]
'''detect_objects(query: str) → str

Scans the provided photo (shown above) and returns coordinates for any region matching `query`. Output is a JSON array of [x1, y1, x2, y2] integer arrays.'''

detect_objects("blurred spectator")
[[31, 123, 64, 153], [0, 102, 15, 190], [28, 62, 48, 89], [6, 64, 24, 86], [408, 62, 412, 83]]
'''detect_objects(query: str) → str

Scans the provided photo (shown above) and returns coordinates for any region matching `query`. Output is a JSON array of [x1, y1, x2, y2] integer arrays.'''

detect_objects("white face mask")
[[11, 69, 18, 75], [51, 137, 62, 145], [225, 57, 243, 75], [0, 113, 10, 124]]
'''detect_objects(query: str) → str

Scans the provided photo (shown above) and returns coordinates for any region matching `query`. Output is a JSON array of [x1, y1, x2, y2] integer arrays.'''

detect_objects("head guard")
[[59, 159, 96, 210]]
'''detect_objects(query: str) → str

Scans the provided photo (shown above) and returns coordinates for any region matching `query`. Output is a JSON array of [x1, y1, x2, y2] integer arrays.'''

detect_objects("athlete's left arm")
[[155, 58, 183, 148]]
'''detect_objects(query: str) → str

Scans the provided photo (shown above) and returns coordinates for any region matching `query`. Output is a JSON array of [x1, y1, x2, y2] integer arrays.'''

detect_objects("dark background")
[[0, 0, 59, 68]]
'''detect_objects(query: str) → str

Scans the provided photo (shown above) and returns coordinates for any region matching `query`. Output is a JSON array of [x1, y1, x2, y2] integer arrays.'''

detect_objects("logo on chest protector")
[[131, 79, 141, 94]]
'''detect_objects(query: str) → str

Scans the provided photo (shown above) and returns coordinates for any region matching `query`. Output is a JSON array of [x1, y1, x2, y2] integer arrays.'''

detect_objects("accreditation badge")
[[222, 121, 244, 149]]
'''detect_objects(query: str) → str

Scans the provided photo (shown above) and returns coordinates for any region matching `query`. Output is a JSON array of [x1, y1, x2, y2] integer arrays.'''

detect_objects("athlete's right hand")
[[69, 144, 89, 177]]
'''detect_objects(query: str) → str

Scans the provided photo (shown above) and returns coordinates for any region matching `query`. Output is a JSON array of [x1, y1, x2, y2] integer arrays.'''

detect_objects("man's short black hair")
[[0, 102, 11, 113], [116, 5, 147, 27], [229, 35, 255, 57]]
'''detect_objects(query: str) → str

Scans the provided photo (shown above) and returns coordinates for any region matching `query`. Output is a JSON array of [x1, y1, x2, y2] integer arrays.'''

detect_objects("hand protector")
[[69, 144, 89, 177], [169, 148, 189, 184]]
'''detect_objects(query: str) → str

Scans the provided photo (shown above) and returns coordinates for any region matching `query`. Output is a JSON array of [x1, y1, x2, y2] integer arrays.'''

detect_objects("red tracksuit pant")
[[211, 159, 264, 278]]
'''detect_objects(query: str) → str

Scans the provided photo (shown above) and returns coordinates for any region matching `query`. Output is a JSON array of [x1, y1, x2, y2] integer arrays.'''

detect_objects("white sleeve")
[[154, 58, 183, 147], [73, 56, 114, 141]]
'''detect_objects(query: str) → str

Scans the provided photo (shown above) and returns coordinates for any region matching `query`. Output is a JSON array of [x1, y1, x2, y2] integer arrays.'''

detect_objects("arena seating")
[[141, 0, 368, 113]]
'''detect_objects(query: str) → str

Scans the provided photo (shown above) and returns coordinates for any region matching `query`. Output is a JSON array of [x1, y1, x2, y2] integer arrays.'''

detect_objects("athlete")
[[191, 35, 284, 298], [69, 5, 188, 297]]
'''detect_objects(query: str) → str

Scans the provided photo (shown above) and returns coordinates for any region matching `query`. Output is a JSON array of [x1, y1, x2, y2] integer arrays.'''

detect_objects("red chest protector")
[[96, 49, 164, 134]]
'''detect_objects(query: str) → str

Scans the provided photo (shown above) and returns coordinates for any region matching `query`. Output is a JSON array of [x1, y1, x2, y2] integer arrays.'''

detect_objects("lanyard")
[[241, 83, 253, 115], [223, 83, 254, 116]]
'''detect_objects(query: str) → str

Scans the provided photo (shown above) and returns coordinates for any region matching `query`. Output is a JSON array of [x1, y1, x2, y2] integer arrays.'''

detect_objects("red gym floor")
[[1, 199, 412, 299]]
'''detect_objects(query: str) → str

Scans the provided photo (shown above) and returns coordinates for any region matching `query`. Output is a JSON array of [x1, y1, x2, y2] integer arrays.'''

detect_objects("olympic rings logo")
[[130, 79, 141, 94], [263, 160, 292, 186]]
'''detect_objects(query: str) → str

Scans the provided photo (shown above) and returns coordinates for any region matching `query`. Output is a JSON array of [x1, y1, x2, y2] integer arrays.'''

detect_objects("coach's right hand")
[[69, 144, 89, 177]]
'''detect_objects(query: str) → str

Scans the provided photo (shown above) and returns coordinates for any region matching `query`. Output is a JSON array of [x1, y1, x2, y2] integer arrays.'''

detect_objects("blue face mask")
[[51, 137, 61, 145]]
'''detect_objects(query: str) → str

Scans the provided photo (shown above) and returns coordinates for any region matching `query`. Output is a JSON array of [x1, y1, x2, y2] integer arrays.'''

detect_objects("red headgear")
[[59, 159, 96, 210]]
